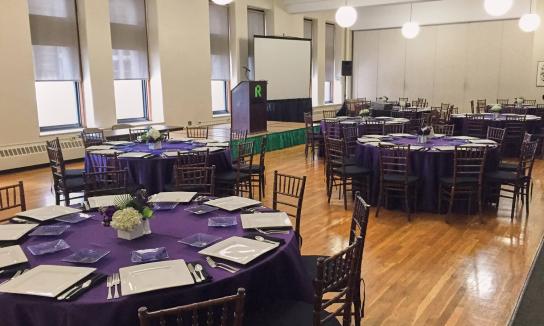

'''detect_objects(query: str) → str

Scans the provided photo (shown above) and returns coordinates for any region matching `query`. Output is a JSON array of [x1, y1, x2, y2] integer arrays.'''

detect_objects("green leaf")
[[142, 207, 154, 219]]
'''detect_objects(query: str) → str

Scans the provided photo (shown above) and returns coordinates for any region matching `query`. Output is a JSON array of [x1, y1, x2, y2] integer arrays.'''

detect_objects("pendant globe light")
[[519, 0, 541, 32], [484, 0, 513, 17], [335, 1, 357, 28], [212, 0, 233, 5], [402, 3, 420, 39]]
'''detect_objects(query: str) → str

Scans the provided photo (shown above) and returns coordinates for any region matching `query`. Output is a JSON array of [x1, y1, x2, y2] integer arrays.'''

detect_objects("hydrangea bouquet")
[[140, 127, 165, 144], [515, 97, 524, 106], [490, 104, 502, 113], [102, 190, 155, 240], [359, 109, 370, 117]]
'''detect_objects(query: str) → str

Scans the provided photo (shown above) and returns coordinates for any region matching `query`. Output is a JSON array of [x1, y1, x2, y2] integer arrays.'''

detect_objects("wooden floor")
[[1, 142, 543, 325]]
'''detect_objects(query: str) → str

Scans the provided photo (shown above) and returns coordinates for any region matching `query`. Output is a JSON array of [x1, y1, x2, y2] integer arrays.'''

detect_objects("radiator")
[[0, 137, 85, 171]]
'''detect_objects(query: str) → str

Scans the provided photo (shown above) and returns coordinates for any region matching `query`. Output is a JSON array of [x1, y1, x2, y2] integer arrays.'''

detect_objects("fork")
[[106, 275, 113, 300], [113, 273, 120, 299], [256, 228, 290, 235], [206, 257, 239, 273]]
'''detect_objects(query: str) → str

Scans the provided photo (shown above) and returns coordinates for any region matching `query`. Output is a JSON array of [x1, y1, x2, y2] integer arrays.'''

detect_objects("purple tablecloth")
[[85, 142, 232, 194], [0, 206, 313, 326], [355, 136, 499, 212], [451, 114, 541, 136]]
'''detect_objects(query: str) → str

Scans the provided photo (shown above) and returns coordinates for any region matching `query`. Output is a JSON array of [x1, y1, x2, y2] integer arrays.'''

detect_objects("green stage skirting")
[[230, 126, 314, 157]]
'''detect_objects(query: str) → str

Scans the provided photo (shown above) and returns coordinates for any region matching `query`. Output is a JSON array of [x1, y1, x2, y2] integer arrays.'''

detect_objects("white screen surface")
[[254, 37, 311, 100]]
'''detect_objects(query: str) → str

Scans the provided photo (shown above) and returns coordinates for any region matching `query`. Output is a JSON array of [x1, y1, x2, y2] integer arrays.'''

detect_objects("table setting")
[[84, 133, 233, 194], [355, 133, 500, 211], [0, 192, 313, 326]]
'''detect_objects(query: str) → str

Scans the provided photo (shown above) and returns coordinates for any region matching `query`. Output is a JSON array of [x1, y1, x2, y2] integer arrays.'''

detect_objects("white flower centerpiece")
[[515, 97, 524, 108], [105, 190, 155, 240], [140, 127, 166, 150], [359, 108, 370, 121], [378, 96, 389, 103], [490, 104, 502, 120]]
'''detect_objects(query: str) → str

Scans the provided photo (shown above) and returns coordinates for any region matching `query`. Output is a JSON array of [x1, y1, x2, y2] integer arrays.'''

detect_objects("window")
[[303, 19, 313, 39], [109, 0, 150, 122], [324, 23, 335, 104], [28, 0, 82, 131], [209, 2, 230, 114], [247, 9, 265, 81], [304, 19, 314, 98]]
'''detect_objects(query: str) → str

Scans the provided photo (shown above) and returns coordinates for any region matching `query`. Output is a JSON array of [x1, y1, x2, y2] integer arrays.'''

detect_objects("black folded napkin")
[[58, 272, 107, 301], [242, 233, 286, 245], [187, 262, 213, 284], [0, 262, 31, 278]]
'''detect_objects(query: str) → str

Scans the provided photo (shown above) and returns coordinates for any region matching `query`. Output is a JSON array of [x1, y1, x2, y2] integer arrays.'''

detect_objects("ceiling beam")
[[283, 0, 442, 14]]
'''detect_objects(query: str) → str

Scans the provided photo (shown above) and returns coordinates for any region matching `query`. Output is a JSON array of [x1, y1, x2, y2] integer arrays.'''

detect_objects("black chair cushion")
[[383, 174, 419, 184], [301, 255, 327, 280], [64, 176, 85, 191], [240, 164, 263, 173], [215, 171, 250, 182], [498, 162, 517, 171], [65, 169, 85, 179], [332, 165, 371, 176], [245, 300, 342, 326], [439, 176, 479, 185], [485, 170, 518, 183]]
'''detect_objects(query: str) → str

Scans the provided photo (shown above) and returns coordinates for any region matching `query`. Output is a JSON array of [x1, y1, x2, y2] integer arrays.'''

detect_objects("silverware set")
[[106, 273, 120, 300], [0, 269, 28, 285], [256, 228, 290, 235], [205, 256, 239, 274], [187, 263, 206, 283]]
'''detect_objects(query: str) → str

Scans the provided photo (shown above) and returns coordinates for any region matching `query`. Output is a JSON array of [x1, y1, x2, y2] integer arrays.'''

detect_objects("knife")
[[57, 274, 101, 301], [187, 263, 201, 283]]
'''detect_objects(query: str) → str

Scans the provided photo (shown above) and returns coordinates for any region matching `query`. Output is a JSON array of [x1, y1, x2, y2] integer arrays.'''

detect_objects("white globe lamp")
[[335, 6, 358, 28], [484, 0, 513, 17], [519, 13, 541, 32], [402, 21, 420, 39], [212, 0, 233, 5]]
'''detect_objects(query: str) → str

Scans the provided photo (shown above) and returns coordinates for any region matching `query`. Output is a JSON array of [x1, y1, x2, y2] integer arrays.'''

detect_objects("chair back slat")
[[323, 119, 341, 139], [230, 129, 248, 142], [186, 126, 209, 139], [432, 124, 454, 136], [360, 121, 384, 135], [452, 146, 487, 184], [138, 289, 245, 326], [341, 125, 358, 155], [516, 141, 538, 179], [46, 138, 67, 190], [129, 128, 149, 141], [0, 181, 26, 212], [322, 109, 337, 119], [81, 128, 105, 148], [486, 127, 506, 156], [176, 151, 209, 168], [84, 170, 129, 199], [173, 166, 215, 196], [378, 145, 410, 179], [465, 114, 486, 138], [273, 171, 306, 237], [383, 123, 405, 135]]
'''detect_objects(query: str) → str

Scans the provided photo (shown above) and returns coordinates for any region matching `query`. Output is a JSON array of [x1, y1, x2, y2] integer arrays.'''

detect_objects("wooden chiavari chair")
[[138, 288, 246, 326], [216, 141, 254, 198], [230, 129, 248, 142], [81, 128, 105, 148], [375, 144, 419, 221], [322, 109, 337, 119], [499, 132, 532, 172], [241, 136, 268, 200], [441, 103, 450, 111], [304, 112, 323, 160], [83, 169, 129, 200], [470, 100, 476, 114], [504, 115, 527, 156], [497, 99, 509, 105], [0, 181, 26, 214], [273, 170, 306, 244], [399, 97, 409, 103], [360, 121, 384, 135], [383, 123, 405, 135], [176, 150, 209, 167], [341, 125, 359, 159], [46, 138, 85, 206], [322, 119, 341, 139], [485, 141, 538, 220], [465, 114, 486, 138], [486, 127, 506, 157], [87, 151, 123, 173], [246, 237, 363, 326], [129, 128, 148, 141], [438, 146, 487, 223], [524, 99, 536, 106], [172, 166, 215, 196], [326, 138, 371, 210], [432, 124, 454, 136], [477, 99, 486, 113], [186, 126, 209, 139], [408, 118, 425, 134]]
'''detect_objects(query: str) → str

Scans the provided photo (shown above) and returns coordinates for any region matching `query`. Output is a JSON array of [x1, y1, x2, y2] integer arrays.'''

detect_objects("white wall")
[[0, 0, 347, 149], [353, 1, 544, 111]]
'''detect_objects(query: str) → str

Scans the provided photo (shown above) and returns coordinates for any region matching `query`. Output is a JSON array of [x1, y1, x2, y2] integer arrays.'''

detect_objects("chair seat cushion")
[[301, 255, 327, 280], [245, 300, 341, 326], [240, 164, 263, 173], [65, 169, 85, 178], [498, 162, 517, 171], [485, 170, 518, 183], [215, 170, 250, 182], [64, 176, 85, 191], [439, 176, 479, 185], [383, 174, 419, 184], [332, 165, 370, 176]]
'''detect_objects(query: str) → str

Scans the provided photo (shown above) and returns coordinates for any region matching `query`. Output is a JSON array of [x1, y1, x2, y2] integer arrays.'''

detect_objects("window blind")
[[209, 3, 230, 81], [28, 0, 81, 81], [247, 9, 265, 80], [304, 19, 312, 40], [109, 0, 149, 80], [325, 23, 335, 82]]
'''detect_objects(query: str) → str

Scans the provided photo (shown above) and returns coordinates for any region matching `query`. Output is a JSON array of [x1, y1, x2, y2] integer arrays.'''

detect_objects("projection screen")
[[254, 36, 311, 101]]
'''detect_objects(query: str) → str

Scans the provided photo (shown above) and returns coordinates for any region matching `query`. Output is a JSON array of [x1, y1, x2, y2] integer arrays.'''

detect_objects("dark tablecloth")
[[355, 136, 499, 212], [0, 207, 312, 326], [85, 142, 232, 194]]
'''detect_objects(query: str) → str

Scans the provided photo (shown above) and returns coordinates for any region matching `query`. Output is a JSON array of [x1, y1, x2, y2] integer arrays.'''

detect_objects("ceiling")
[[281, 0, 442, 13]]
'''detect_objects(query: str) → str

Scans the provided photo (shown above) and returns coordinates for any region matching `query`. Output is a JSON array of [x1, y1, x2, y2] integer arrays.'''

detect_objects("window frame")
[[38, 81, 83, 132], [211, 79, 229, 115], [115, 79, 150, 123]]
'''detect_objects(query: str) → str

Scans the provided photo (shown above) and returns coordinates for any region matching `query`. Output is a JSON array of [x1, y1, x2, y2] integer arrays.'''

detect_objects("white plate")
[[433, 146, 456, 151], [205, 147, 223, 152], [89, 149, 123, 155], [365, 135, 387, 139], [104, 141, 133, 146], [87, 194, 129, 208], [240, 212, 292, 229], [205, 196, 261, 212], [0, 245, 28, 269], [119, 259, 194, 296], [86, 145, 114, 150], [17, 206, 82, 222], [379, 142, 395, 147], [410, 145, 424, 151], [162, 151, 188, 157], [149, 192, 197, 203], [389, 133, 412, 137], [212, 142, 230, 148], [450, 136, 478, 140], [460, 143, 488, 148], [357, 138, 380, 143], [117, 152, 152, 158], [199, 236, 279, 265], [0, 224, 38, 241], [469, 139, 497, 144], [0, 265, 95, 297], [191, 147, 210, 152]]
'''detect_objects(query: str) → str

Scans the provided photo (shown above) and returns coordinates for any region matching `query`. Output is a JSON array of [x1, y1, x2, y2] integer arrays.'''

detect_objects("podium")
[[231, 81, 267, 133]]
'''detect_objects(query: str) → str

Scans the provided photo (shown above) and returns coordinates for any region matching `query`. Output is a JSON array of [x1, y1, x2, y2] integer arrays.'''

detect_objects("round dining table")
[[320, 116, 411, 135], [450, 113, 542, 136], [85, 141, 233, 194], [355, 135, 500, 212], [0, 205, 313, 326]]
